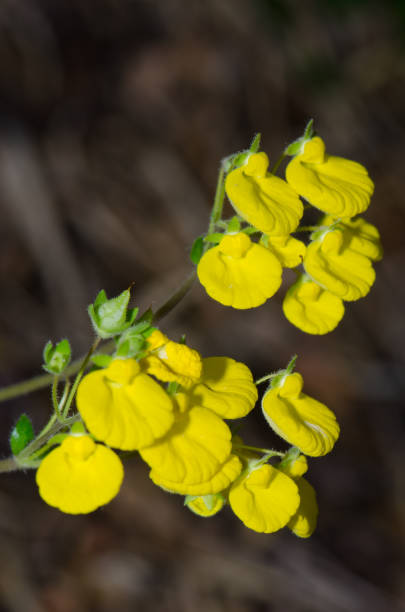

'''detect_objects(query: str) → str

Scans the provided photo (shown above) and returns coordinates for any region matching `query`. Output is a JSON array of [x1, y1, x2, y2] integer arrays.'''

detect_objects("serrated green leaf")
[[10, 414, 35, 455]]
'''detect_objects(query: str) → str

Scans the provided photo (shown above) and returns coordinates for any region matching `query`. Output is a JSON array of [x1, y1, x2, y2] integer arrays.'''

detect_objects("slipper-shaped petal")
[[197, 232, 282, 309], [283, 275, 345, 334], [140, 395, 232, 486], [225, 153, 304, 235], [142, 331, 202, 388], [265, 234, 306, 268], [36, 435, 124, 514], [150, 453, 242, 496], [229, 464, 300, 533], [77, 359, 174, 450], [286, 136, 374, 217], [262, 372, 340, 456], [304, 228, 376, 301], [189, 357, 258, 419], [322, 215, 383, 262], [288, 477, 318, 538]]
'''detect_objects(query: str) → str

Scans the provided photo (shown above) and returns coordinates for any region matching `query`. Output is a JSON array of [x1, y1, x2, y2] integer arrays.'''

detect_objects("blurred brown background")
[[0, 1, 404, 610]]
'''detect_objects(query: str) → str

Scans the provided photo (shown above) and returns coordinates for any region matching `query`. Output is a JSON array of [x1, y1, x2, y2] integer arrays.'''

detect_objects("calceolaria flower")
[[197, 232, 282, 309], [283, 274, 345, 335], [36, 435, 124, 514], [188, 356, 258, 419], [225, 152, 304, 235], [264, 234, 306, 268], [262, 372, 340, 457], [76, 358, 174, 450], [287, 477, 318, 538], [141, 330, 202, 388], [229, 463, 300, 533], [285, 136, 374, 218], [304, 226, 376, 301], [140, 393, 242, 495], [321, 215, 383, 262]]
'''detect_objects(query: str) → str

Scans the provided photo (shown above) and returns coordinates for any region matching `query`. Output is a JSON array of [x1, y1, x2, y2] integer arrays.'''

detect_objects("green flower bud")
[[88, 289, 138, 339], [43, 339, 71, 374]]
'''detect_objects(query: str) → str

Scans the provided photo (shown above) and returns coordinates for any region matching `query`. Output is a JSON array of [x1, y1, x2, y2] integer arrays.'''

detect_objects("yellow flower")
[[229, 463, 300, 533], [140, 393, 239, 495], [322, 215, 383, 262], [283, 274, 345, 334], [185, 493, 225, 517], [285, 136, 374, 217], [36, 435, 123, 514], [287, 477, 318, 538], [279, 453, 308, 479], [76, 359, 174, 450], [264, 234, 306, 268], [197, 232, 282, 309], [225, 153, 303, 235], [304, 227, 376, 301], [188, 357, 258, 419], [141, 330, 202, 388], [262, 372, 340, 457]]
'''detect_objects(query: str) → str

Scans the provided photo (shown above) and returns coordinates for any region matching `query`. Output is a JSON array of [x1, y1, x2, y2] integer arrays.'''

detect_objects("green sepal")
[[249, 132, 261, 153], [227, 216, 241, 233], [91, 354, 113, 368], [42, 338, 71, 374], [136, 308, 154, 326], [115, 327, 146, 359], [167, 381, 180, 395], [231, 150, 251, 169], [277, 446, 300, 472], [10, 414, 35, 455], [88, 288, 138, 339], [70, 422, 86, 435], [284, 118, 315, 157], [190, 236, 204, 265], [260, 233, 269, 247], [204, 233, 224, 244]]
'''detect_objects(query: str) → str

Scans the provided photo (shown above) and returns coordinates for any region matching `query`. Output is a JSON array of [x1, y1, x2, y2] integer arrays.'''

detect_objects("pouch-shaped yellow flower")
[[285, 136, 374, 217], [225, 153, 303, 235], [189, 357, 258, 419], [142, 330, 202, 388], [76, 359, 174, 450], [262, 372, 340, 457], [229, 464, 300, 533], [322, 215, 383, 262], [283, 275, 345, 334], [36, 435, 124, 514], [140, 393, 232, 489], [287, 477, 318, 538], [265, 234, 306, 268], [185, 493, 225, 517], [304, 228, 376, 301], [150, 453, 242, 496], [197, 232, 282, 309]]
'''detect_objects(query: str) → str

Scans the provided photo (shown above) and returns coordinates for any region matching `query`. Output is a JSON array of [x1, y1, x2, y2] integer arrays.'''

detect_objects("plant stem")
[[51, 376, 62, 420], [232, 443, 284, 457], [62, 337, 101, 418], [153, 270, 196, 323], [271, 153, 286, 175], [208, 163, 226, 234]]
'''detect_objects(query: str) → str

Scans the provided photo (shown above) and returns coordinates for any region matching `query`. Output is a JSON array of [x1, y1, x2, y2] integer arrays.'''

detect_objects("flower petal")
[[229, 464, 300, 533], [288, 477, 318, 538], [283, 275, 345, 334], [262, 373, 340, 457], [140, 402, 232, 485], [77, 359, 174, 450], [36, 435, 124, 514], [286, 136, 374, 217], [322, 215, 383, 262], [225, 153, 303, 235], [189, 357, 258, 419], [304, 229, 376, 301], [265, 234, 306, 268], [197, 233, 282, 309]]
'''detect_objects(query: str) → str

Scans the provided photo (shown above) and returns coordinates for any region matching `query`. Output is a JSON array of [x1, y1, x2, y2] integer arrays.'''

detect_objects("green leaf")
[[10, 414, 35, 455], [88, 288, 138, 338], [190, 236, 204, 265]]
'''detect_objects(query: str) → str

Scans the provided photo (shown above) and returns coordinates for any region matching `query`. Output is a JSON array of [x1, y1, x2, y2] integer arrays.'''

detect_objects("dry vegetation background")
[[0, 1, 404, 610]]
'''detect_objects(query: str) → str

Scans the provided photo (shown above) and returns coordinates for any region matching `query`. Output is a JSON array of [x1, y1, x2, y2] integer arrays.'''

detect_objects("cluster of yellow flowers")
[[36, 329, 339, 536], [197, 131, 382, 334]]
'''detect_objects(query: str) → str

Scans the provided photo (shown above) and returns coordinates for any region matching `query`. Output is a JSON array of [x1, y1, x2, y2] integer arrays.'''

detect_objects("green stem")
[[255, 373, 277, 385], [208, 163, 226, 234], [232, 443, 284, 457], [62, 337, 101, 419], [271, 153, 286, 175], [51, 376, 61, 420], [0, 457, 19, 473], [17, 414, 80, 466], [153, 270, 197, 323]]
